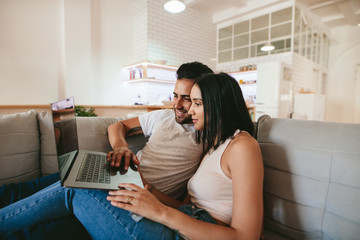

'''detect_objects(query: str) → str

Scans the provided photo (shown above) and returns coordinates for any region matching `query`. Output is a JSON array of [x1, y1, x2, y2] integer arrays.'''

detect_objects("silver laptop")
[[51, 97, 143, 190]]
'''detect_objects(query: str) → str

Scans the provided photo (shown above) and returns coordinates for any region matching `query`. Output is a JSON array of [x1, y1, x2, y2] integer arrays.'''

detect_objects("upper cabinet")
[[216, 4, 330, 69], [218, 7, 293, 63], [123, 62, 178, 84]]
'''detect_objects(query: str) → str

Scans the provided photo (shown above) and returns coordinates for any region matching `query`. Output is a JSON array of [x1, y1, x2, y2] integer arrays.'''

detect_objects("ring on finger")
[[127, 196, 134, 204]]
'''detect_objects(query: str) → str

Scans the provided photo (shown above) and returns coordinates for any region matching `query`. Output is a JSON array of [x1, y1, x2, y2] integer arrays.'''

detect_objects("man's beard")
[[173, 107, 192, 124]]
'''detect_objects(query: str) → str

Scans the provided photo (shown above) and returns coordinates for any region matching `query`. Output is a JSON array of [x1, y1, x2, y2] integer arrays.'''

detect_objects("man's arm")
[[109, 115, 192, 209], [107, 117, 143, 170]]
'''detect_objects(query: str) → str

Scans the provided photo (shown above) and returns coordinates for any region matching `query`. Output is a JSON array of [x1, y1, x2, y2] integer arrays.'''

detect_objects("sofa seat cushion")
[[0, 110, 40, 185]]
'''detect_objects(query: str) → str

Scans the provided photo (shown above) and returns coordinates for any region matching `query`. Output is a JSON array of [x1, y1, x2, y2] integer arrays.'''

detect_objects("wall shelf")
[[123, 78, 176, 84], [123, 62, 178, 83]]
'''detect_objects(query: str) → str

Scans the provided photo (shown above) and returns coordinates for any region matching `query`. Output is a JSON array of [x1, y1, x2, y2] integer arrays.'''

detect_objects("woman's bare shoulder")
[[224, 131, 262, 168], [229, 131, 259, 150]]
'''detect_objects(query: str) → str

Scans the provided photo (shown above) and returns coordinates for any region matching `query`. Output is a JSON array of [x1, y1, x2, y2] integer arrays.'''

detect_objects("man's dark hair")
[[176, 62, 214, 80], [195, 73, 254, 154]]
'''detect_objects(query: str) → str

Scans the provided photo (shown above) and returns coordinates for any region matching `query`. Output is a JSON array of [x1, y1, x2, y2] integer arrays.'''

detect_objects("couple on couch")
[[0, 62, 264, 240]]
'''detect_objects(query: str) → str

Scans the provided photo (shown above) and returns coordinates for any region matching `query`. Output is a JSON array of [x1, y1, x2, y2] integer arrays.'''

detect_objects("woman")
[[106, 73, 264, 239], [0, 73, 263, 240]]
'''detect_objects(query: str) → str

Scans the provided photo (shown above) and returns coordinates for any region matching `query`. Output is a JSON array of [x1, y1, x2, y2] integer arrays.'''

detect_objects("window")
[[217, 5, 329, 66], [217, 7, 293, 63]]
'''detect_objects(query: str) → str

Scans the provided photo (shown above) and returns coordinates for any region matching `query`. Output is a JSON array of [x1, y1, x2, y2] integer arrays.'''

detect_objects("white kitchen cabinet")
[[293, 93, 325, 121], [255, 61, 292, 120]]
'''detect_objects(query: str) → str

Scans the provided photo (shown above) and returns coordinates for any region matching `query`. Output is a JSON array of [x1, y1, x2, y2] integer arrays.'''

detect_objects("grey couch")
[[0, 110, 359, 239]]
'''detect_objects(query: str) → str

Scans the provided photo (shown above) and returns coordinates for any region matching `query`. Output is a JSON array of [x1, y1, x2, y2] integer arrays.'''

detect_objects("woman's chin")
[[194, 125, 203, 131]]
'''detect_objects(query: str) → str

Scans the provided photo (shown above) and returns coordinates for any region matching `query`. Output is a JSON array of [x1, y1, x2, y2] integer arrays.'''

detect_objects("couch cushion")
[[37, 111, 59, 176], [257, 115, 360, 240], [76, 117, 124, 152], [0, 110, 40, 185]]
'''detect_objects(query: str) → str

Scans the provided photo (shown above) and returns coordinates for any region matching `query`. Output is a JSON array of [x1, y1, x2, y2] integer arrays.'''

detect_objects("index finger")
[[106, 151, 114, 161]]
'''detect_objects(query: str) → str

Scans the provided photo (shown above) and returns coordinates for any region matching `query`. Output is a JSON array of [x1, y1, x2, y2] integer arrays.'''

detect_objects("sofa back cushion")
[[257, 115, 360, 239], [76, 117, 148, 154], [37, 111, 59, 176], [0, 110, 41, 185], [76, 116, 124, 152], [37, 111, 126, 176]]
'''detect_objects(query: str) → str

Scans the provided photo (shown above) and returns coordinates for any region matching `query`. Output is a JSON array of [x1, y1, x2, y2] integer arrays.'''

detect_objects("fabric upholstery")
[[76, 116, 147, 154], [76, 116, 124, 152], [37, 111, 58, 176], [257, 115, 360, 240], [0, 110, 40, 185], [1, 110, 359, 240]]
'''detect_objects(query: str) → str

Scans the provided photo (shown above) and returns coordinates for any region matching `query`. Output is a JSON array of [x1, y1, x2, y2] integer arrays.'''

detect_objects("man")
[[107, 61, 214, 201]]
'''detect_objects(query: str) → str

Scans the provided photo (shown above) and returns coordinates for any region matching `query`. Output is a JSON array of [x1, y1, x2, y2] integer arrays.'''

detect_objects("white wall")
[[0, 0, 60, 104], [0, 0, 134, 105], [60, 0, 134, 105], [327, 25, 360, 123], [0, 0, 216, 106]]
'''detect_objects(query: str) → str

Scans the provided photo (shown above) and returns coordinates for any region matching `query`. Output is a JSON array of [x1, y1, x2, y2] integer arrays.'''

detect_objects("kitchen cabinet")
[[293, 93, 325, 121], [255, 61, 292, 120]]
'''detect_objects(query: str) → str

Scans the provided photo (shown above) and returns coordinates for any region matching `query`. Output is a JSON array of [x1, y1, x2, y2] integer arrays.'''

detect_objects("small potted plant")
[[75, 106, 98, 117]]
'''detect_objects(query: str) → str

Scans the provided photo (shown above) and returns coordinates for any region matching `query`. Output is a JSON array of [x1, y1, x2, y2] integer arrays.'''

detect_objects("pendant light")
[[261, 42, 275, 52], [164, 0, 186, 13]]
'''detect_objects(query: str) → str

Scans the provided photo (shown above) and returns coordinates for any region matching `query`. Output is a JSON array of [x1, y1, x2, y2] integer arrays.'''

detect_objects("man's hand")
[[107, 147, 140, 171]]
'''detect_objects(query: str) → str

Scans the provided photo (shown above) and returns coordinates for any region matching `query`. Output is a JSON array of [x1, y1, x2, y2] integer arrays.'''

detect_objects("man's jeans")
[[0, 173, 60, 208], [0, 180, 215, 240], [0, 174, 89, 240]]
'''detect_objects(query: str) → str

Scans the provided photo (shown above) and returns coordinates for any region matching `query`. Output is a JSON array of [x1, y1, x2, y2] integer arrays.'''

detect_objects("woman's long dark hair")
[[195, 72, 254, 154]]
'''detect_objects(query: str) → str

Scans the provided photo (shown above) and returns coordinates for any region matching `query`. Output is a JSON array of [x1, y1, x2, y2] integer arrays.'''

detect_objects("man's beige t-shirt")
[[138, 109, 203, 200]]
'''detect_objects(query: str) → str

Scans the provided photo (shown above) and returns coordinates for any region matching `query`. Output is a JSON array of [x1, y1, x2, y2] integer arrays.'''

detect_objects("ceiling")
[[185, 0, 360, 29]]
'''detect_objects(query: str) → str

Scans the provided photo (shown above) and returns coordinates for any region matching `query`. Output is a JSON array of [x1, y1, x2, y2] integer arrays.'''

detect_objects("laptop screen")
[[51, 97, 79, 182]]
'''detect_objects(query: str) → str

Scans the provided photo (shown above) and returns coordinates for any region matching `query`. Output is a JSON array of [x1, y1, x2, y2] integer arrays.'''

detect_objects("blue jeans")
[[0, 174, 90, 240], [0, 173, 60, 208], [0, 181, 215, 240]]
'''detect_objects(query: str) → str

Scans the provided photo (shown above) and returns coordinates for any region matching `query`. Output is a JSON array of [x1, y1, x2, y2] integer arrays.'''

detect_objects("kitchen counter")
[[0, 105, 173, 117]]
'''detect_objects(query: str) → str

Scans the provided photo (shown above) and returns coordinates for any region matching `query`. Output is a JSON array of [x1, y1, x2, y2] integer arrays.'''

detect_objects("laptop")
[[51, 96, 144, 190]]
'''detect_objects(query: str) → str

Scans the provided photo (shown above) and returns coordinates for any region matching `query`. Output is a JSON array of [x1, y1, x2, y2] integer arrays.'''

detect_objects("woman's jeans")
[[0, 181, 215, 240]]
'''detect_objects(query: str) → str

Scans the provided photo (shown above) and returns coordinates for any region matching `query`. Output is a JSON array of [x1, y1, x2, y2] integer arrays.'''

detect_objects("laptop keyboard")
[[76, 153, 110, 184]]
